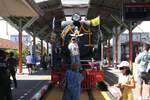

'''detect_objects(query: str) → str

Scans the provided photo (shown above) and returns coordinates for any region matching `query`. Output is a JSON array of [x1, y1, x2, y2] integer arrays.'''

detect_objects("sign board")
[[120, 32, 150, 43], [10, 35, 31, 46]]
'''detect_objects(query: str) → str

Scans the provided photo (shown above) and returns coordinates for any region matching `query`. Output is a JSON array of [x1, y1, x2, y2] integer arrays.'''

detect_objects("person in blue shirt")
[[31, 54, 37, 71], [62, 63, 84, 100]]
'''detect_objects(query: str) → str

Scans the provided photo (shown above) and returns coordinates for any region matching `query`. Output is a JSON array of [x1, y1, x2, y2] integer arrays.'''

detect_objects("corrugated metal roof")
[[0, 0, 41, 16]]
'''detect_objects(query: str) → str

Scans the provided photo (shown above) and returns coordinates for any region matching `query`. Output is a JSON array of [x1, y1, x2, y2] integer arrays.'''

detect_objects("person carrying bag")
[[112, 61, 135, 100], [135, 43, 150, 100]]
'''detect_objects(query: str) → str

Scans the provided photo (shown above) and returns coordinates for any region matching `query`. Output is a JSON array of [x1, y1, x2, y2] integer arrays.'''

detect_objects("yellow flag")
[[90, 16, 100, 26]]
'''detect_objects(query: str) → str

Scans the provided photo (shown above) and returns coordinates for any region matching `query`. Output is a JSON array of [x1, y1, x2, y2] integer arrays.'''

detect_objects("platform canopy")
[[0, 0, 43, 16], [2, 0, 149, 42]]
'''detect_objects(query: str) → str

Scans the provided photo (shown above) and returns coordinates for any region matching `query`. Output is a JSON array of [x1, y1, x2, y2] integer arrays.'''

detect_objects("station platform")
[[11, 68, 51, 100], [11, 65, 149, 100]]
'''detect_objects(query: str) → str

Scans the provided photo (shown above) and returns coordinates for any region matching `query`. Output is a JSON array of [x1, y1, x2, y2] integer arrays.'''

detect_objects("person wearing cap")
[[68, 37, 80, 65], [115, 61, 135, 100]]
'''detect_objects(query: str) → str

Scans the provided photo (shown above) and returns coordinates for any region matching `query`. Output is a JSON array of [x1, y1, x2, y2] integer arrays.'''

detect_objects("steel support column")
[[41, 40, 43, 57], [98, 25, 104, 65], [47, 42, 49, 54], [3, 17, 38, 74], [111, 15, 135, 67], [111, 15, 128, 28], [115, 35, 118, 65], [101, 25, 113, 34], [22, 17, 39, 30], [112, 26, 121, 67], [51, 44, 53, 67], [18, 20, 23, 74], [36, 25, 49, 36], [129, 22, 133, 67], [32, 35, 36, 55], [107, 39, 111, 67], [88, 32, 92, 46], [101, 25, 112, 67]]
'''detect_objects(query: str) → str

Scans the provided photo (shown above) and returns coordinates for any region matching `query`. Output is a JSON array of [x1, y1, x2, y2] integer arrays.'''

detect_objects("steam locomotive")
[[51, 14, 104, 89]]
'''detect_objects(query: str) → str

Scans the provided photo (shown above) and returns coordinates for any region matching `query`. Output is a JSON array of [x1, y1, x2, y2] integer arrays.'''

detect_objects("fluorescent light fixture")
[[34, 0, 48, 3], [61, 0, 89, 5]]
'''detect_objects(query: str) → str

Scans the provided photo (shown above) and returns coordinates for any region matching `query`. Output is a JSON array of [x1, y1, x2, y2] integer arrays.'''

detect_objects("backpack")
[[140, 52, 150, 83], [140, 52, 150, 67]]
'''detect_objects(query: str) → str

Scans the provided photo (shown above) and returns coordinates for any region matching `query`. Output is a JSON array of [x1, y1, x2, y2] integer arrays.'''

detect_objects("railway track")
[[103, 68, 118, 85], [43, 85, 106, 100], [42, 68, 117, 100]]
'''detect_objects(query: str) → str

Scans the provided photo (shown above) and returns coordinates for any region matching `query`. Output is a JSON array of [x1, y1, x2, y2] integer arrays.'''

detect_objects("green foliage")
[[22, 48, 29, 64], [5, 49, 18, 60], [5, 48, 29, 64]]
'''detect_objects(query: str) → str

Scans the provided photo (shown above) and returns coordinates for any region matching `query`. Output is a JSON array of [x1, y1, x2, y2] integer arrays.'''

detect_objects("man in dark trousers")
[[0, 50, 12, 100], [7, 52, 17, 88]]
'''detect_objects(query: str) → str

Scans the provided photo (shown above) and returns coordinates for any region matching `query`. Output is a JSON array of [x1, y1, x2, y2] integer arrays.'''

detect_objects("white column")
[[112, 35, 116, 67]]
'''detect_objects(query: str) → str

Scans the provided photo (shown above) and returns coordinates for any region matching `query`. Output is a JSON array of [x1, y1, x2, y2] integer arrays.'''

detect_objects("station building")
[[110, 32, 150, 65]]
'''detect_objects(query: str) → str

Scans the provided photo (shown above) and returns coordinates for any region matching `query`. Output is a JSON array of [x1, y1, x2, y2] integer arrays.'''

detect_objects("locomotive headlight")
[[72, 13, 81, 22]]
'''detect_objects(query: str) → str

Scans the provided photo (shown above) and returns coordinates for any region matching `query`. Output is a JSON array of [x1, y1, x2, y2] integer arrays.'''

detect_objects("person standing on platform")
[[147, 47, 150, 99], [46, 54, 51, 68], [68, 37, 80, 65], [26, 53, 32, 74], [0, 50, 12, 100], [42, 53, 48, 70], [62, 63, 84, 100], [135, 43, 150, 100], [7, 52, 18, 88], [31, 54, 37, 71], [115, 61, 135, 100]]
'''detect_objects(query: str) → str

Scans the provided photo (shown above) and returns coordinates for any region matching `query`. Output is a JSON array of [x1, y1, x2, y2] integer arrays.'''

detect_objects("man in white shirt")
[[68, 37, 80, 65], [26, 53, 32, 74]]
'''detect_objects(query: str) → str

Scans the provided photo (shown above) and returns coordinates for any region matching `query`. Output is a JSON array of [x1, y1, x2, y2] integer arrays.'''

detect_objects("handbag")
[[141, 71, 150, 84], [108, 86, 122, 100]]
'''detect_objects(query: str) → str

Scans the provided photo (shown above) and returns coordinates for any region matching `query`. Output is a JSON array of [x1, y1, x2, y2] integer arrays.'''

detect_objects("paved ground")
[[11, 66, 149, 100], [10, 68, 51, 100]]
